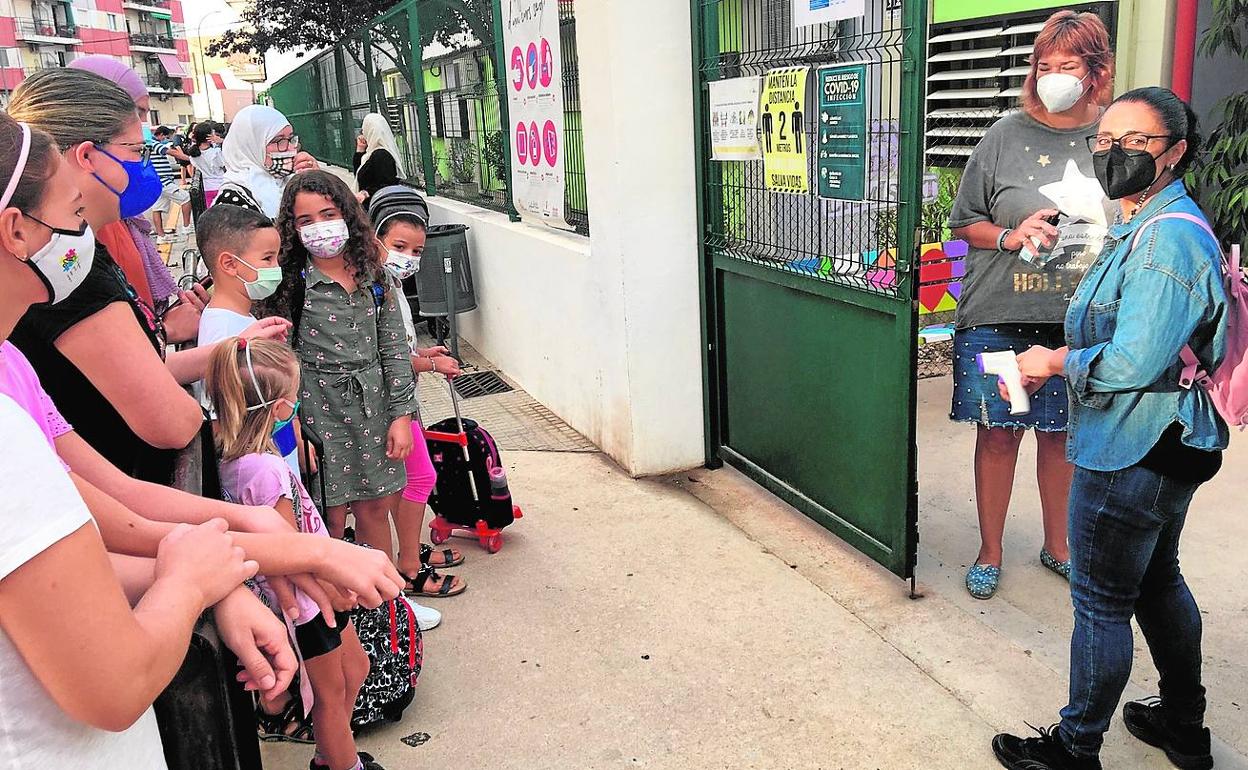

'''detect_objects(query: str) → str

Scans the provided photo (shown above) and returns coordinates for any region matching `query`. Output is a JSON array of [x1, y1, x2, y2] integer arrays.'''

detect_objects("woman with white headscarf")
[[353, 113, 406, 201], [215, 105, 318, 218]]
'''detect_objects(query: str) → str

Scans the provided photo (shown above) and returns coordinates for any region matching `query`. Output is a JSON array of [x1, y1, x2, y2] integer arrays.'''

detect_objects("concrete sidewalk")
[[261, 444, 1248, 770], [264, 451, 1000, 770], [259, 376, 1247, 770]]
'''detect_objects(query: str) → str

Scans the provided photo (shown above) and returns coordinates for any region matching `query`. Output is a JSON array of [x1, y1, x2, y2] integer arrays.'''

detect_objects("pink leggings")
[[403, 422, 438, 504]]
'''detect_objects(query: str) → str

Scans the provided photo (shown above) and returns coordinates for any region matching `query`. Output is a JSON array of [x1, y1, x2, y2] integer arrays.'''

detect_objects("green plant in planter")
[[872, 205, 899, 250], [1189, 0, 1248, 249], [481, 131, 507, 184], [448, 139, 477, 185]]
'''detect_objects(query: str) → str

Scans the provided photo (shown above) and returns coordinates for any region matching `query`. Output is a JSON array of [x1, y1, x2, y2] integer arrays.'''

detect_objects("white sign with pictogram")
[[504, 0, 567, 226]]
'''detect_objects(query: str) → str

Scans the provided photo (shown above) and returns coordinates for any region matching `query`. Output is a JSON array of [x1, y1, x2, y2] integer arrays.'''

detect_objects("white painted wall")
[[422, 198, 610, 458], [573, 0, 704, 476]]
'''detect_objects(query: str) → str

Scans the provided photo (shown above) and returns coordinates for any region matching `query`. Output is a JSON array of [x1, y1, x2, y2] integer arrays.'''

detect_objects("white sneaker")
[[402, 597, 441, 631]]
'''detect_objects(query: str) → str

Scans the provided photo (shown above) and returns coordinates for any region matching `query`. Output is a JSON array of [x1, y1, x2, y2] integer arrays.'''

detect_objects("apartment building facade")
[[0, 0, 195, 125]]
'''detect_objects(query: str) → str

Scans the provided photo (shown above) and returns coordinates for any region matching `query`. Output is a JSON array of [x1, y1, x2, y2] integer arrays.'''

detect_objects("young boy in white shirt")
[[196, 204, 286, 349]]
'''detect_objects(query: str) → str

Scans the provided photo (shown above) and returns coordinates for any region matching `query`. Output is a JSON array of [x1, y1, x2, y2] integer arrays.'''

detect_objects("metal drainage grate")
[[451, 370, 514, 400]]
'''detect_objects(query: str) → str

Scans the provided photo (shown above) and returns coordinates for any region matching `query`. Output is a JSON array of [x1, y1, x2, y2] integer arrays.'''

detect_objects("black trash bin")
[[414, 224, 477, 317], [413, 223, 476, 358]]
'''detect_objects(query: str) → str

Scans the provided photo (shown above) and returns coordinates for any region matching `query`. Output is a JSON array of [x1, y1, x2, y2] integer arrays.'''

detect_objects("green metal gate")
[[692, 0, 926, 580]]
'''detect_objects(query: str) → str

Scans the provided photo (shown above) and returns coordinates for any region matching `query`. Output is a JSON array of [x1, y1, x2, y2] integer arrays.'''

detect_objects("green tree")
[[207, 0, 493, 90], [1189, 0, 1248, 248]]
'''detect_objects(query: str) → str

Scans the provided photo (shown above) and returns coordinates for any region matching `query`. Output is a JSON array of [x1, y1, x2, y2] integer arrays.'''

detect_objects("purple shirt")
[[218, 452, 328, 624]]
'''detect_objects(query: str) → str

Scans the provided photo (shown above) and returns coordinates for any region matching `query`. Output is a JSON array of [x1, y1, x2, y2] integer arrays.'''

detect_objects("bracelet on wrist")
[[997, 228, 1013, 252]]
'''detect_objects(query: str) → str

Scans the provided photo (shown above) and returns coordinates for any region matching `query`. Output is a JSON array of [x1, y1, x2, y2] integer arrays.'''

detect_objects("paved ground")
[[415, 334, 597, 453], [914, 375, 1248, 759], [257, 372, 1247, 770]]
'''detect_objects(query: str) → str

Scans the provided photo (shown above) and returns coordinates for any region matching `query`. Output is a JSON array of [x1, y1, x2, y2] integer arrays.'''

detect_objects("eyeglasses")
[[267, 135, 300, 152], [103, 140, 151, 162], [1086, 133, 1173, 154]]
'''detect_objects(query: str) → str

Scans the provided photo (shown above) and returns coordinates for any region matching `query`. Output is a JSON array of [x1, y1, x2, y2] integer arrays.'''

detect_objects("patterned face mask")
[[383, 249, 419, 281], [266, 150, 297, 178], [298, 219, 350, 258]]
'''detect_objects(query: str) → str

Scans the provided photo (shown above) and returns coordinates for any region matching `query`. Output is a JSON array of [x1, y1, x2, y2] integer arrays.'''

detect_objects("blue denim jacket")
[[1063, 180, 1229, 471]]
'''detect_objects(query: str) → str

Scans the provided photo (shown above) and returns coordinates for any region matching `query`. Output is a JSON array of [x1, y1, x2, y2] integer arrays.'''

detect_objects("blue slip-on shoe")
[[1040, 549, 1072, 581], [966, 563, 1001, 600]]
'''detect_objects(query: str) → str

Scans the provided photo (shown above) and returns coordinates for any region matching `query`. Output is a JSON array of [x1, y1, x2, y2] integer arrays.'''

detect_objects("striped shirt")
[[150, 140, 177, 183]]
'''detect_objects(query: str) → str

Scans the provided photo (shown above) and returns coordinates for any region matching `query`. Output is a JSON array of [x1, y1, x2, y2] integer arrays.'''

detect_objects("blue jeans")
[[1059, 465, 1207, 757]]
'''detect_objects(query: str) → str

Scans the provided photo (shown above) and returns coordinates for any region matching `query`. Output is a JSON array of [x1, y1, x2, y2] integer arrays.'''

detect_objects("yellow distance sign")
[[760, 66, 810, 195]]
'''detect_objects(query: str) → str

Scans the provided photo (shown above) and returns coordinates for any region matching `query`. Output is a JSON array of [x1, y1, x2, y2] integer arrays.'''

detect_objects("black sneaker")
[[1123, 698, 1213, 770], [992, 724, 1103, 770]]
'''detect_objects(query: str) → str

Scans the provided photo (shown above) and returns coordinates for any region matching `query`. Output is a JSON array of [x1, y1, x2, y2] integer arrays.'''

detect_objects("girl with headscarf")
[[215, 105, 318, 218], [353, 113, 405, 201], [67, 56, 188, 320]]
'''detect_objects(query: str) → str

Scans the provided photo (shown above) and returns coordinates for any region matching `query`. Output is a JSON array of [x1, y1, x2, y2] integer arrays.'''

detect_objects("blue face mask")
[[92, 145, 163, 219]]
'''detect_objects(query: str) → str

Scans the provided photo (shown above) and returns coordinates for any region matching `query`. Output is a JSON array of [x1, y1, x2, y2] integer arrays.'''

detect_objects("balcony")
[[141, 72, 186, 95], [129, 31, 176, 53], [122, 0, 171, 12], [13, 17, 80, 45], [23, 63, 64, 77]]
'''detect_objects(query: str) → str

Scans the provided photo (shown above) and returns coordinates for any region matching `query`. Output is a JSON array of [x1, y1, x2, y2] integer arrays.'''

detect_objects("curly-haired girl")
[[263, 170, 416, 553]]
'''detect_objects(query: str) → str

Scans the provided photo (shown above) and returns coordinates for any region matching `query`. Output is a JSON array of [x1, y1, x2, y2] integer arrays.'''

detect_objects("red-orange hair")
[[1021, 10, 1115, 116]]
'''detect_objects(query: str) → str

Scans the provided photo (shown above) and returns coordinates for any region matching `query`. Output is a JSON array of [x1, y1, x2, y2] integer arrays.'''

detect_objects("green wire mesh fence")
[[267, 0, 589, 233], [696, 0, 916, 300]]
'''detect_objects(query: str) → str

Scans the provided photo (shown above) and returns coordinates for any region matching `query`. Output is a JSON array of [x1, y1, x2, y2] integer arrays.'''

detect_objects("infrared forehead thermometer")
[[977, 350, 1032, 416]]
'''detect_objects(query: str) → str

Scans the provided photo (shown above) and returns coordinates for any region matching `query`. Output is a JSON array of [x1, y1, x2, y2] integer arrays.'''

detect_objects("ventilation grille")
[[925, 3, 1118, 169]]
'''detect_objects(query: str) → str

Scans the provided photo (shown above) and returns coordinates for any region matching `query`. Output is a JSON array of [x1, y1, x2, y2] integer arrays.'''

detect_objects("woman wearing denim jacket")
[[991, 87, 1227, 770]]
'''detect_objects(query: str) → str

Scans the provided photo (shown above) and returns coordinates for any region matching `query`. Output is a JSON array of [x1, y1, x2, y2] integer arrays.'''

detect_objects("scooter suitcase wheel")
[[484, 534, 504, 553], [429, 522, 451, 545]]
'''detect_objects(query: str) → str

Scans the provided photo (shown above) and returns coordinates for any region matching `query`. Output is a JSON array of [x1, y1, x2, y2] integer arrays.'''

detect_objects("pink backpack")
[[1131, 212, 1248, 428]]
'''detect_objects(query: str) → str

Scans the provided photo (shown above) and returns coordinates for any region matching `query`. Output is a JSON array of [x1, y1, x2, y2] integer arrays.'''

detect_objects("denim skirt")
[[950, 324, 1069, 432]]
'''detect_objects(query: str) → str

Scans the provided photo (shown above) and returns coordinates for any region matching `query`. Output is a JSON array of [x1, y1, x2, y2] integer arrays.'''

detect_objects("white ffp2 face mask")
[[1036, 73, 1089, 114], [24, 220, 96, 304]]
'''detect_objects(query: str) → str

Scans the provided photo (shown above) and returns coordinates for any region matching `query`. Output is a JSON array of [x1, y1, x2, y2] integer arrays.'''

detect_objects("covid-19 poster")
[[504, 0, 567, 226], [760, 66, 810, 195], [816, 63, 867, 201]]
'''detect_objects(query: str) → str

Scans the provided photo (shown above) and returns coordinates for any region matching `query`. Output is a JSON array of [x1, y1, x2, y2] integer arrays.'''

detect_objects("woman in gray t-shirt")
[[947, 10, 1115, 600]]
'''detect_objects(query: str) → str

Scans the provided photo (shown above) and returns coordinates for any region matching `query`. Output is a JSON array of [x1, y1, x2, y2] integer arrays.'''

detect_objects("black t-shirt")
[[353, 149, 400, 201], [1136, 422, 1223, 485], [10, 243, 179, 483]]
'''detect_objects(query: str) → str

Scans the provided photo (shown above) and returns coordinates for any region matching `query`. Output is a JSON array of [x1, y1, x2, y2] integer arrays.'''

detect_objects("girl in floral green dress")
[[265, 171, 417, 557]]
